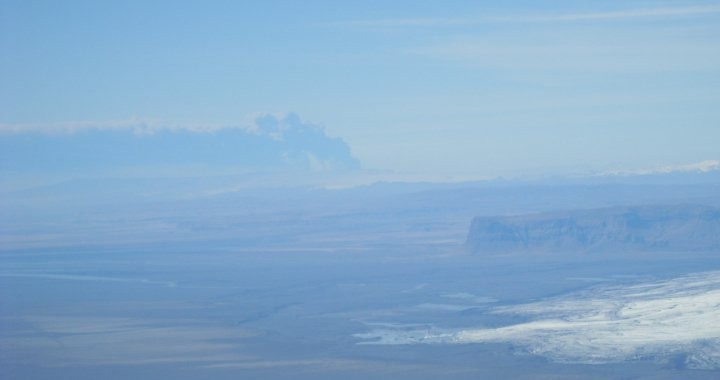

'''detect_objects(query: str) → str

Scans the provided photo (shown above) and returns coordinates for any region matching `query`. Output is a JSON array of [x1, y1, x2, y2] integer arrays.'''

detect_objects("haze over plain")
[[2, 1, 720, 379]]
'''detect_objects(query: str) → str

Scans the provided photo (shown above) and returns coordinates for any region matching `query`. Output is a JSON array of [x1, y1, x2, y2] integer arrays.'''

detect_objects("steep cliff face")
[[465, 205, 720, 254]]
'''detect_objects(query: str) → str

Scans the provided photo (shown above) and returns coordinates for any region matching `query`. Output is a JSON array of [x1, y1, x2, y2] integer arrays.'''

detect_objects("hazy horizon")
[[3, 1, 720, 180], [2, 1, 720, 379]]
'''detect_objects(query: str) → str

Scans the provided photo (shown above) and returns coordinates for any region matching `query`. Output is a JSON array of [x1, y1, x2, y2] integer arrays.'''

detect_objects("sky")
[[1, 0, 719, 180]]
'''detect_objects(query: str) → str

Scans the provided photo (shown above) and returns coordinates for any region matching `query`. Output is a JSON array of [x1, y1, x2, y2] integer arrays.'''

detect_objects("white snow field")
[[356, 271, 720, 369]]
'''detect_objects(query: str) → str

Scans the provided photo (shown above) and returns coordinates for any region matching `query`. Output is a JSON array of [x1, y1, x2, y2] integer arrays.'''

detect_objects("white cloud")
[[599, 160, 720, 176]]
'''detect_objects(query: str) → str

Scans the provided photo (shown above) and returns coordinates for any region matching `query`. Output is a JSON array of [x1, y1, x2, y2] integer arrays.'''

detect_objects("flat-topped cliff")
[[465, 205, 720, 254]]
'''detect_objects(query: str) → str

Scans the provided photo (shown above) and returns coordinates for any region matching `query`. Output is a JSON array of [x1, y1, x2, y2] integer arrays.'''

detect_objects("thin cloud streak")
[[501, 4, 720, 23], [333, 17, 468, 28], [0, 113, 333, 138], [599, 159, 720, 176], [336, 4, 720, 28], [0, 119, 233, 135]]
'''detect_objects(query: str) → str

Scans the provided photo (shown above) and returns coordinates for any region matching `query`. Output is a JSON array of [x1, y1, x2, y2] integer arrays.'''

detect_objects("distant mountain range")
[[465, 205, 720, 254]]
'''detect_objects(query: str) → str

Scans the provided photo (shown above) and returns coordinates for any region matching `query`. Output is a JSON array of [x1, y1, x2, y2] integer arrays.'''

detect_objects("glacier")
[[356, 270, 720, 369]]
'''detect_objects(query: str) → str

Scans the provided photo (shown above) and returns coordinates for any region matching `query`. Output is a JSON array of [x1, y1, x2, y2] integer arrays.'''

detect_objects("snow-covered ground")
[[355, 271, 720, 369]]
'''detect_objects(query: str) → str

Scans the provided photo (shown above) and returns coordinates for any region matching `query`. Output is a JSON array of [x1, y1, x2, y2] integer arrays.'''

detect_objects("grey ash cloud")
[[0, 113, 360, 174]]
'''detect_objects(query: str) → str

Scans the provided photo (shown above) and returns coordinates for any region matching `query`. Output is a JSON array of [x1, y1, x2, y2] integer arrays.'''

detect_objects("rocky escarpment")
[[465, 205, 720, 254]]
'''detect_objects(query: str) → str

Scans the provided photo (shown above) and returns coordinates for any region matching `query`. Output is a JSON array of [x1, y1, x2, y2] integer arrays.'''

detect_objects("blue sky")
[[1, 1, 719, 179]]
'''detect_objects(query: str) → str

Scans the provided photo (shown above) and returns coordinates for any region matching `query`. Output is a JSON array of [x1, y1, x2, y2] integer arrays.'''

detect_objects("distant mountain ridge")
[[465, 205, 720, 254]]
